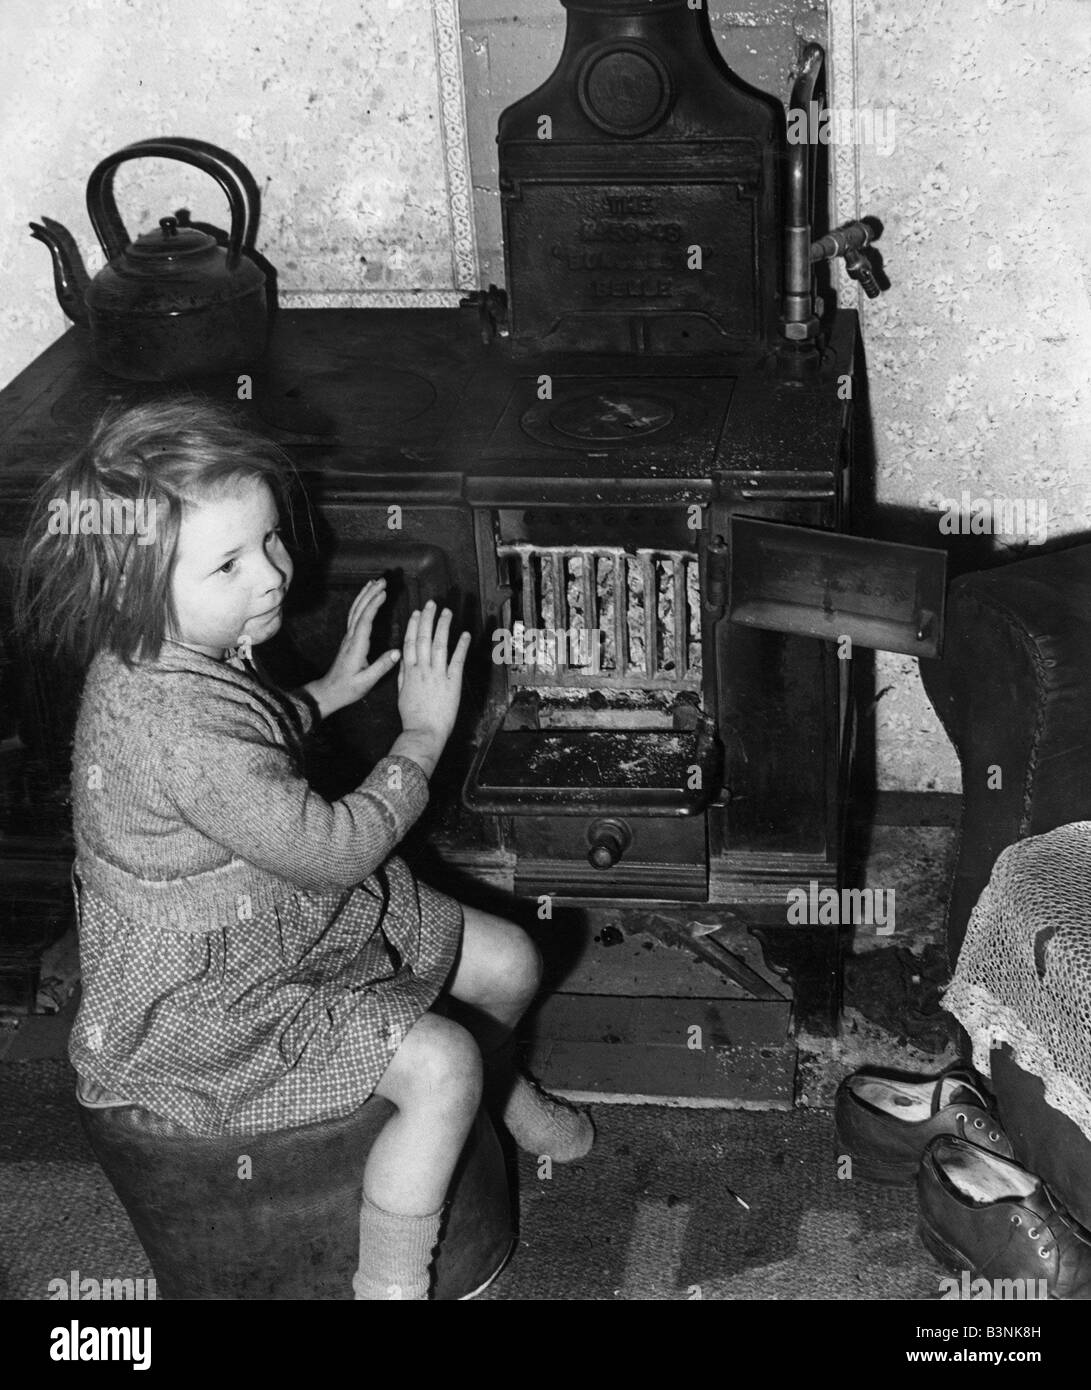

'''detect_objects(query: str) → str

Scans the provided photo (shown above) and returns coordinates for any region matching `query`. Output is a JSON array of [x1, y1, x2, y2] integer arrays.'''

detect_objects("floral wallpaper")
[[1, 0, 462, 388], [853, 0, 1091, 790]]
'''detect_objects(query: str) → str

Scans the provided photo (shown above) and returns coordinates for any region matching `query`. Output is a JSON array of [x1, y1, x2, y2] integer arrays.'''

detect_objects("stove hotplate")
[[481, 374, 735, 473]]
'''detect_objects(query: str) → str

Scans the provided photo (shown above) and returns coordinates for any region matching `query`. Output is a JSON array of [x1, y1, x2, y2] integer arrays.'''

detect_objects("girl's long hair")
[[13, 399, 301, 668]]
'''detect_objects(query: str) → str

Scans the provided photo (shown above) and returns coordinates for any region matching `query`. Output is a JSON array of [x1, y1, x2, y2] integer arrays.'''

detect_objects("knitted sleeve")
[[161, 698, 430, 891], [284, 686, 320, 735]]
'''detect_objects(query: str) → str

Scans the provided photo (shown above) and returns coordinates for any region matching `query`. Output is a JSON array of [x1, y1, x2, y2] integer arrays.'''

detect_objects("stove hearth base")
[[510, 908, 802, 1107]]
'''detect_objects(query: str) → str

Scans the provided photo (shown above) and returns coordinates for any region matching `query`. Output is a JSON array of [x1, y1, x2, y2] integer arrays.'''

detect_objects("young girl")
[[16, 399, 593, 1300]]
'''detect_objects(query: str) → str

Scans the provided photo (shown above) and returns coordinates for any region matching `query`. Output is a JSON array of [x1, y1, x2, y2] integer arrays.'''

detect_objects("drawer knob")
[[587, 818, 632, 870]]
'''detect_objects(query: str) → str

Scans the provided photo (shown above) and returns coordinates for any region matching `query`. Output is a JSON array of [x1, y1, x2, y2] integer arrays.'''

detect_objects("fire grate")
[[497, 542, 701, 690]]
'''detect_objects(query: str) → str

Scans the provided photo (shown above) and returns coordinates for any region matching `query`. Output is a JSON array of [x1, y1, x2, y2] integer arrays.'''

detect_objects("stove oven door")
[[705, 516, 948, 910], [727, 518, 948, 661]]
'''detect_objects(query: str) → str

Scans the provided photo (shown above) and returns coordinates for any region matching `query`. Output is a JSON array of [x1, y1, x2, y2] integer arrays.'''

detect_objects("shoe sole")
[[834, 1126, 918, 1186], [918, 1219, 971, 1275], [835, 1127, 1012, 1188]]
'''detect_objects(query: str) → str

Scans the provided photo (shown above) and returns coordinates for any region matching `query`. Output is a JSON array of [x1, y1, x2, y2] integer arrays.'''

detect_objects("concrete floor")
[[799, 823, 961, 1107]]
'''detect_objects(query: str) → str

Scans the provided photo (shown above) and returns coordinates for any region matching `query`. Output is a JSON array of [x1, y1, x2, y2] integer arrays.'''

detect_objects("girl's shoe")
[[834, 1065, 1013, 1185]]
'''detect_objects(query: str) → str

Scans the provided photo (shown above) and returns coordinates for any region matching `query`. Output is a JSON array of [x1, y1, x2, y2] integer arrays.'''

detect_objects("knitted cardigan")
[[71, 641, 430, 934]]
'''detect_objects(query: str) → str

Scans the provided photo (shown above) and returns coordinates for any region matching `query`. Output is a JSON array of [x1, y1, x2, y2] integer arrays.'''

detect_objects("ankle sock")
[[482, 1037, 595, 1163], [352, 1195, 443, 1301], [502, 1073, 595, 1162]]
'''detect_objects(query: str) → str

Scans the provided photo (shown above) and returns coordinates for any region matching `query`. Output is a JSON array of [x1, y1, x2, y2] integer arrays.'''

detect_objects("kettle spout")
[[29, 216, 90, 327]]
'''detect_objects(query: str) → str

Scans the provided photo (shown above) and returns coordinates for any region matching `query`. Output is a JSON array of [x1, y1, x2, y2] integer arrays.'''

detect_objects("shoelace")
[[938, 1074, 990, 1111]]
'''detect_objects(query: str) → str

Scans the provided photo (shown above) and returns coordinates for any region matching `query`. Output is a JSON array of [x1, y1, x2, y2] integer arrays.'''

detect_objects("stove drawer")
[[513, 814, 706, 901]]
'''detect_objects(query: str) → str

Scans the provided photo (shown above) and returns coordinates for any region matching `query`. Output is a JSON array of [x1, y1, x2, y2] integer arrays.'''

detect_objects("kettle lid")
[[127, 215, 217, 261]]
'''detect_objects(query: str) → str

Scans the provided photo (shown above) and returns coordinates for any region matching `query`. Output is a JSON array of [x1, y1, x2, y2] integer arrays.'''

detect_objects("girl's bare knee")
[[520, 928, 544, 994], [462, 907, 543, 997], [377, 1013, 482, 1113], [495, 923, 543, 1003]]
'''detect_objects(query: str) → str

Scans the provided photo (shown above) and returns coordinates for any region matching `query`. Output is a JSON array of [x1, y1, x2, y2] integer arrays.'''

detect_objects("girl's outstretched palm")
[[310, 578, 401, 716], [398, 600, 470, 748]]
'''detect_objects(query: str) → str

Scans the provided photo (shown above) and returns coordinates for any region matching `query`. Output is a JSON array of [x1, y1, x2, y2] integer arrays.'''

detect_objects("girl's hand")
[[303, 579, 400, 719], [392, 602, 470, 774]]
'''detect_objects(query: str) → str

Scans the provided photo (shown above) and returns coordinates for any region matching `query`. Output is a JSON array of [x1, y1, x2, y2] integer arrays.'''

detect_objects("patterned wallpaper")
[[1, 0, 467, 389], [854, 0, 1091, 790]]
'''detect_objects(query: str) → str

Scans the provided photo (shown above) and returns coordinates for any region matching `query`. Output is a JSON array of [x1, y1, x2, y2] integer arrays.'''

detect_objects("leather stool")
[[79, 1095, 514, 1300]]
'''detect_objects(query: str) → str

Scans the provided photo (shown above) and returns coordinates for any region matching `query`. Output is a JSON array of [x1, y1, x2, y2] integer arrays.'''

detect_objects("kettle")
[[30, 138, 270, 382]]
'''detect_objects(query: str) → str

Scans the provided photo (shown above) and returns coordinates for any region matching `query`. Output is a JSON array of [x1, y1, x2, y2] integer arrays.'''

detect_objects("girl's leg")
[[446, 903, 543, 1052], [368, 1011, 482, 1212], [447, 904, 594, 1162], [354, 1011, 481, 1300]]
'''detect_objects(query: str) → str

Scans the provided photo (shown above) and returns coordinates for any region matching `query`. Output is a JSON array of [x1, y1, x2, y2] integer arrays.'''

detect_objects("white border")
[[281, 0, 478, 310], [280, 290, 467, 308], [432, 0, 480, 293]]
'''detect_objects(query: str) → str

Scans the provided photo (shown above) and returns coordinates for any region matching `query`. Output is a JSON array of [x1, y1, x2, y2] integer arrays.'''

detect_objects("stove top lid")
[[481, 372, 734, 474]]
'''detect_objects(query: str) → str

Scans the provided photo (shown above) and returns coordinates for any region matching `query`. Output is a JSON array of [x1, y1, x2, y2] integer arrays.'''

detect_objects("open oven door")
[[726, 517, 948, 660], [463, 705, 722, 817]]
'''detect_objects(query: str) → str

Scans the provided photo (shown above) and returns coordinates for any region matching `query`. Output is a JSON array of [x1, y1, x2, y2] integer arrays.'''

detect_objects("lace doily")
[[943, 822, 1091, 1142]]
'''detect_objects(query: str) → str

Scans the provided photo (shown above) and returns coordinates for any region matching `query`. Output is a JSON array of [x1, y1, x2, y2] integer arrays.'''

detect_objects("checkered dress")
[[68, 644, 463, 1137]]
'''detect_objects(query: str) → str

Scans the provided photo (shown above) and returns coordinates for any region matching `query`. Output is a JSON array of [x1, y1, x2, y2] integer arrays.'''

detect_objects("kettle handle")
[[87, 140, 252, 268], [117, 137, 260, 254]]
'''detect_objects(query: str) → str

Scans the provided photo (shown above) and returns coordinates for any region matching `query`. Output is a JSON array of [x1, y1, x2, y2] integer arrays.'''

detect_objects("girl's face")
[[168, 476, 292, 658]]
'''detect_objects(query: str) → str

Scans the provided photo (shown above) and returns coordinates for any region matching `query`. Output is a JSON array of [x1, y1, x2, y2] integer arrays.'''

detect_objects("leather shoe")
[[835, 1066, 1012, 1185], [918, 1135, 1091, 1300]]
